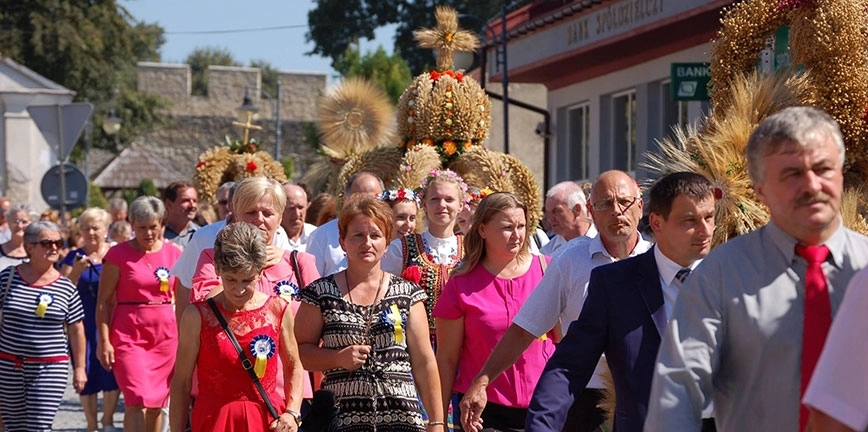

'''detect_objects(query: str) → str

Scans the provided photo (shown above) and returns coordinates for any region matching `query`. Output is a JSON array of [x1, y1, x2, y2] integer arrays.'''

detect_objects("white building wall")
[[547, 42, 711, 184]]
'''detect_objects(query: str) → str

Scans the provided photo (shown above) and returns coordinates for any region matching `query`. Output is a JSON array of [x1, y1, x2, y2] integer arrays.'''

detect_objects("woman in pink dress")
[[434, 192, 555, 432], [170, 222, 304, 432], [190, 177, 319, 402], [96, 196, 182, 432]]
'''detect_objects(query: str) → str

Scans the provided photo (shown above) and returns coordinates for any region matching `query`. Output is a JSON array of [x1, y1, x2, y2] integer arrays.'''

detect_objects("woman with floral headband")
[[379, 188, 419, 241], [456, 187, 494, 235], [382, 169, 467, 348]]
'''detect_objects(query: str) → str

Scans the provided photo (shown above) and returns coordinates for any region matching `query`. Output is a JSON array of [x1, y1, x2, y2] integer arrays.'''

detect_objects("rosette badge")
[[274, 280, 299, 301], [154, 267, 171, 292], [249, 335, 277, 379], [34, 292, 54, 318]]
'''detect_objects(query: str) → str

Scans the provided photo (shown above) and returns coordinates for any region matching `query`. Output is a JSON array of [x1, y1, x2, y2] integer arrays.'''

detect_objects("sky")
[[122, 0, 397, 80]]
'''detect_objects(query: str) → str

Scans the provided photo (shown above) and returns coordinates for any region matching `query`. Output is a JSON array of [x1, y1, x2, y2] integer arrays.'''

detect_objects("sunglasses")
[[32, 239, 64, 249]]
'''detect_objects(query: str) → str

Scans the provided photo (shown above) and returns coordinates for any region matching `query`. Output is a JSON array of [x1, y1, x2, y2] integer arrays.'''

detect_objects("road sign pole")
[[56, 105, 66, 223]]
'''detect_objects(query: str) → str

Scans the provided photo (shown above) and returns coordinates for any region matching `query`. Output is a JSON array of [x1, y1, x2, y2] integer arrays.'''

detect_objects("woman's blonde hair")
[[452, 192, 530, 276], [231, 177, 287, 219], [78, 207, 110, 231]]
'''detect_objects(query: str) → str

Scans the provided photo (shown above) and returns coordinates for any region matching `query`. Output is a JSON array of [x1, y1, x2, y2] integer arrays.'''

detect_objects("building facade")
[[487, 0, 731, 185], [0, 55, 75, 210]]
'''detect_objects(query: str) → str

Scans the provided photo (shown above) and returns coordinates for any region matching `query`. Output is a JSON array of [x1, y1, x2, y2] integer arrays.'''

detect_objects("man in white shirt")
[[306, 172, 384, 276], [459, 170, 651, 432], [281, 182, 317, 253], [526, 172, 716, 432], [539, 181, 596, 256]]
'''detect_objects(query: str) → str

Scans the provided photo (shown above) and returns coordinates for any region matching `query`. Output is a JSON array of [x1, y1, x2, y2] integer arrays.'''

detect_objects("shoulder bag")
[[290, 250, 305, 288], [0, 266, 16, 328], [206, 298, 280, 421]]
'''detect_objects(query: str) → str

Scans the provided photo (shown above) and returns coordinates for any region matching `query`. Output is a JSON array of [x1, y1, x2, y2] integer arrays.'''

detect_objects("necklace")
[[345, 270, 386, 307]]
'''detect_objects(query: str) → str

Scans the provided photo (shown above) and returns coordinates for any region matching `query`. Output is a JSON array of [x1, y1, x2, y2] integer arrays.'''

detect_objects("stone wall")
[[137, 62, 327, 120]]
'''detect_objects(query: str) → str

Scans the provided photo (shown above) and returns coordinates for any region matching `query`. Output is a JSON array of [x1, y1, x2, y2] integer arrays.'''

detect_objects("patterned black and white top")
[[0, 266, 84, 358], [299, 274, 427, 432]]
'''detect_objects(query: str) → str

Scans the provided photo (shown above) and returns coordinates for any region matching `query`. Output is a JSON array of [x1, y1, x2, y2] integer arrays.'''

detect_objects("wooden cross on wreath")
[[233, 112, 263, 145]]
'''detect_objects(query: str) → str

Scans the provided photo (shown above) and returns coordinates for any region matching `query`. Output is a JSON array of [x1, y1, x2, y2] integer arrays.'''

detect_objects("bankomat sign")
[[670, 62, 711, 101]]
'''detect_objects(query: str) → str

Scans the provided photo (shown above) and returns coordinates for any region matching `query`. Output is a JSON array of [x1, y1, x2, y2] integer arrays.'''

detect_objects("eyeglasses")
[[13, 219, 31, 225], [591, 196, 640, 213], [32, 239, 64, 249]]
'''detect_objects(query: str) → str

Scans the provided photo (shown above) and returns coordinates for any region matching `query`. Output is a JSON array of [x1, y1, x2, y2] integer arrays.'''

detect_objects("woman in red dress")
[[170, 222, 304, 432]]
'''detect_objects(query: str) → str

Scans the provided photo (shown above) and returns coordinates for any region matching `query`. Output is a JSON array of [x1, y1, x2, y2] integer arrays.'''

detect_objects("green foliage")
[[137, 179, 158, 198], [281, 157, 296, 179], [301, 121, 321, 151], [335, 45, 411, 102], [250, 59, 279, 101], [306, 0, 532, 75], [87, 181, 109, 209], [0, 0, 170, 152], [186, 46, 241, 96], [121, 188, 138, 205]]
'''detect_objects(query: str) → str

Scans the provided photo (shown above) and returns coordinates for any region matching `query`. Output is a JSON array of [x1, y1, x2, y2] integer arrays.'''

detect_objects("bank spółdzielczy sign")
[[670, 63, 710, 101]]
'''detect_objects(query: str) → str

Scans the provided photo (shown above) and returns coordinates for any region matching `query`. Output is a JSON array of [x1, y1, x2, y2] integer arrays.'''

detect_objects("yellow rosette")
[[385, 304, 405, 344], [35, 292, 54, 318], [154, 267, 171, 292], [249, 335, 276, 379]]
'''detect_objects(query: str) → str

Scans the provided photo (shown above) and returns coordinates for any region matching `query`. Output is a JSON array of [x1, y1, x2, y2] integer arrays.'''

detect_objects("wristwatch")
[[285, 409, 302, 427]]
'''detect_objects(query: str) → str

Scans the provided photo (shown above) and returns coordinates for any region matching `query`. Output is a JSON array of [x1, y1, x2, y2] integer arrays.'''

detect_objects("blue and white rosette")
[[35, 292, 54, 318], [249, 335, 276, 378], [381, 304, 406, 344], [154, 266, 171, 292], [274, 280, 299, 301]]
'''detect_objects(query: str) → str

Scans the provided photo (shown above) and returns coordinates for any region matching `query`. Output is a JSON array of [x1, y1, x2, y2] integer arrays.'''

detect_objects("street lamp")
[[83, 100, 122, 182], [459, 10, 510, 154], [260, 84, 283, 161]]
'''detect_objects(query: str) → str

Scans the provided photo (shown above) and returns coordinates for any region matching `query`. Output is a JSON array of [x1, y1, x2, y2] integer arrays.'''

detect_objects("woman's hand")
[[269, 412, 299, 432], [339, 344, 372, 371], [265, 245, 283, 267], [459, 380, 488, 432], [73, 366, 87, 393], [97, 340, 115, 371]]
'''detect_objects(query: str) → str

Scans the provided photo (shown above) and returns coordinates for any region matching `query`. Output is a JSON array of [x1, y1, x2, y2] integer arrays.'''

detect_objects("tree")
[[306, 0, 532, 75], [335, 45, 412, 102], [186, 47, 242, 96], [0, 0, 170, 152]]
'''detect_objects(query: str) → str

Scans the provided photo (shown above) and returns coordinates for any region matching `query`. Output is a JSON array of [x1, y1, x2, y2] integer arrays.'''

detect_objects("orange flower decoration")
[[442, 140, 457, 156], [422, 138, 435, 146]]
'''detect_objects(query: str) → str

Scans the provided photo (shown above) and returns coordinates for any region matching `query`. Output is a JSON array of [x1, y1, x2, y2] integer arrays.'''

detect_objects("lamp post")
[[260, 83, 282, 161], [237, 85, 282, 159], [458, 11, 510, 154], [83, 99, 122, 182]]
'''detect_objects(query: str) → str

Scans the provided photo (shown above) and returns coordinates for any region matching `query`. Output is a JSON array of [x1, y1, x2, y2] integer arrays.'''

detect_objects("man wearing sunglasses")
[[460, 170, 652, 432]]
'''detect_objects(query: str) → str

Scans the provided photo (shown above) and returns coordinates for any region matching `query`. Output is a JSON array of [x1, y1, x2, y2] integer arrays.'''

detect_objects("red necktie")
[[795, 244, 832, 432]]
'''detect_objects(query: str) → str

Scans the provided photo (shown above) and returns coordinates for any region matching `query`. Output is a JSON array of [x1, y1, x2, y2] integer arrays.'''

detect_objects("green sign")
[[670, 62, 710, 101], [774, 26, 791, 70]]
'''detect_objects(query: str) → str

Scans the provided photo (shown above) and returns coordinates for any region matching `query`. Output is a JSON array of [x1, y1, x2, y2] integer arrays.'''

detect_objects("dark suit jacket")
[[526, 248, 667, 432]]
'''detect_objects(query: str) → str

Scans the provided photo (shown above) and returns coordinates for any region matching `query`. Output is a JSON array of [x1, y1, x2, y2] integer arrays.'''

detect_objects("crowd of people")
[[0, 106, 866, 432]]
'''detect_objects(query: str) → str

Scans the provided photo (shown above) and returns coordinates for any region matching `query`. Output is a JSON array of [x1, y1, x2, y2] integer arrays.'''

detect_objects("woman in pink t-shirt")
[[433, 192, 555, 432]]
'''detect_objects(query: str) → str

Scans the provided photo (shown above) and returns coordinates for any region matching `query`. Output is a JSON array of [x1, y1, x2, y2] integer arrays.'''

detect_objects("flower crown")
[[379, 188, 420, 204], [417, 169, 471, 205], [468, 187, 495, 204]]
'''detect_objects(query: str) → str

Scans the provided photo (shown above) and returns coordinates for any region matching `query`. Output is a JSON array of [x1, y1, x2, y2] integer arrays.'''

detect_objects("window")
[[661, 80, 689, 140], [566, 103, 591, 180], [612, 90, 637, 172]]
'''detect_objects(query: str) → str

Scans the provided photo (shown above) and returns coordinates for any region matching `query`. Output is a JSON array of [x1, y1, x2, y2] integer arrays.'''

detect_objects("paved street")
[[52, 371, 125, 432]]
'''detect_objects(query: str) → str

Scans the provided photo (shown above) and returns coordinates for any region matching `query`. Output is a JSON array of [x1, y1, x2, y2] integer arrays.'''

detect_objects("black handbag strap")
[[206, 298, 280, 420], [290, 250, 305, 288]]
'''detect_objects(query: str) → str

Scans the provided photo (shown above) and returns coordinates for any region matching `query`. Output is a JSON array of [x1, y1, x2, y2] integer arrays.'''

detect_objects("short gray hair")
[[129, 196, 166, 225], [214, 222, 267, 275], [109, 197, 128, 212], [546, 181, 587, 210], [6, 203, 35, 223], [24, 221, 60, 244], [217, 181, 235, 199], [746, 106, 845, 185]]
